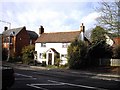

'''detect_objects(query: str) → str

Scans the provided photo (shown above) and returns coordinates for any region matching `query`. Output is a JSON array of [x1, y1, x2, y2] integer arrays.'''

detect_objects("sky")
[[0, 0, 113, 35]]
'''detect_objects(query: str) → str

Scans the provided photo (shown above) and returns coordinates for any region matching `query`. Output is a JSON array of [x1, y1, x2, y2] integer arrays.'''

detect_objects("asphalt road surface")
[[8, 67, 120, 90]]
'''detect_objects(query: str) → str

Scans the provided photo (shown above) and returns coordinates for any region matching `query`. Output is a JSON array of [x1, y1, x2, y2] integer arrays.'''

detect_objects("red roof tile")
[[36, 31, 80, 43]]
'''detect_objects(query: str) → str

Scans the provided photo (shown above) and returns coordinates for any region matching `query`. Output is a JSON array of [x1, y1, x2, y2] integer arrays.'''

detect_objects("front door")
[[48, 53, 52, 65]]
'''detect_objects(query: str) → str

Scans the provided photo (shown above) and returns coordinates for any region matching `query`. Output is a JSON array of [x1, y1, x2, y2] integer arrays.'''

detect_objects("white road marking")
[[48, 80, 108, 90], [15, 78, 37, 80], [15, 73, 37, 80], [27, 80, 109, 90], [30, 83, 65, 86], [26, 82, 65, 90], [27, 84, 48, 90], [15, 73, 33, 78]]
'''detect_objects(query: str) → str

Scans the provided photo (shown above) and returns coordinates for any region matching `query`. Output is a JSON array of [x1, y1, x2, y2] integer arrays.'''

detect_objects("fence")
[[110, 59, 120, 66], [99, 58, 120, 66]]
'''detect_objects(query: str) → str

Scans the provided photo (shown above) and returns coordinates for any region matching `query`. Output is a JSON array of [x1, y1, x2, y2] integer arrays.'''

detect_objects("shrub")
[[113, 45, 120, 59], [21, 45, 35, 64], [67, 39, 87, 69], [87, 40, 113, 66]]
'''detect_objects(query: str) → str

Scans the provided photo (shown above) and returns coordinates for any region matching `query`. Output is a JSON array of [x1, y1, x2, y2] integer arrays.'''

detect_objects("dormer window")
[[41, 43, 46, 47]]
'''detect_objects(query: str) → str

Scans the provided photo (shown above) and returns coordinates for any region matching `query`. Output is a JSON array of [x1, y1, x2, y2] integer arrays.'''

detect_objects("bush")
[[55, 58, 61, 67], [113, 45, 120, 59], [67, 39, 87, 69], [41, 61, 46, 66], [22, 54, 30, 64], [87, 40, 113, 66], [21, 45, 35, 64], [8, 56, 22, 63]]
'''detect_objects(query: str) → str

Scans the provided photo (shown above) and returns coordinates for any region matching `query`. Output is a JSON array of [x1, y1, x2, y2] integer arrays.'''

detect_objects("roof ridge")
[[36, 30, 81, 43], [2, 26, 25, 36], [43, 30, 80, 34], [9, 26, 25, 30]]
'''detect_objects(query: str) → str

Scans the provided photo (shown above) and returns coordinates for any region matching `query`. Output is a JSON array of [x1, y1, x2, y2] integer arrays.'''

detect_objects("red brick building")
[[2, 26, 38, 58]]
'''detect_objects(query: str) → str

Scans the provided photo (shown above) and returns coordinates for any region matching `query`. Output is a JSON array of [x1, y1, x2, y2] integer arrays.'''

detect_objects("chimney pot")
[[4, 26, 8, 31]]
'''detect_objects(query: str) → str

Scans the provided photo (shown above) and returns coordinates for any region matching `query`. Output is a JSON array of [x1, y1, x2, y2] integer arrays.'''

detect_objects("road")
[[8, 67, 120, 90]]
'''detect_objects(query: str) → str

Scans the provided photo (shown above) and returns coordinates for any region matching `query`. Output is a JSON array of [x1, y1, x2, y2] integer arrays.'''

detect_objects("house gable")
[[2, 26, 37, 57], [46, 48, 59, 54], [2, 26, 25, 36]]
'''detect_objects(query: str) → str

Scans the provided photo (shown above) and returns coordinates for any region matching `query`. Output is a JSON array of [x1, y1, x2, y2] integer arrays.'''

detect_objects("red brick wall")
[[15, 27, 30, 56]]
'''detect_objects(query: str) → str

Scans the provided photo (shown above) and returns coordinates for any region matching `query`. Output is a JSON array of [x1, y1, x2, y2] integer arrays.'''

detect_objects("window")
[[39, 53, 43, 59], [10, 37, 12, 44], [62, 43, 68, 48], [61, 54, 67, 58], [3, 37, 9, 43], [3, 38, 7, 43], [41, 43, 46, 47], [39, 53, 46, 59]]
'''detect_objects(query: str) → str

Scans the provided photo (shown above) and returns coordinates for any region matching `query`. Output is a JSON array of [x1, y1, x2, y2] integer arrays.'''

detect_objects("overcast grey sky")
[[0, 0, 108, 34]]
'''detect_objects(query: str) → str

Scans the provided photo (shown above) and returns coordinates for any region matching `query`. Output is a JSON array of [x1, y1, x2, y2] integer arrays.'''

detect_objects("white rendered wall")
[[35, 42, 70, 64]]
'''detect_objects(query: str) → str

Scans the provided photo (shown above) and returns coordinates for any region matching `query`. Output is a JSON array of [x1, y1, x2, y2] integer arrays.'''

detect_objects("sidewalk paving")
[[30, 65, 120, 81], [29, 65, 120, 81]]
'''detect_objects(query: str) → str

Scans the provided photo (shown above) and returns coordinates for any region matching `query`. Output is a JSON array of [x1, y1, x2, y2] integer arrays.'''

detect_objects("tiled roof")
[[27, 30, 38, 39], [2, 26, 25, 36], [36, 31, 80, 43], [2, 27, 38, 40]]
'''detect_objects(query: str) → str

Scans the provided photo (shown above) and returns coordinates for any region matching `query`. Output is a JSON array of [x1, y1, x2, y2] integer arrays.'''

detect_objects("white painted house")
[[35, 24, 86, 65]]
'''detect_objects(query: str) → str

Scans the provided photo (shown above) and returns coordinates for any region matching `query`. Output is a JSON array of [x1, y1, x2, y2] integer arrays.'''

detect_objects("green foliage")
[[43, 52, 46, 59], [91, 26, 107, 43], [88, 26, 114, 66], [113, 45, 120, 59], [67, 39, 87, 69], [41, 61, 46, 66], [55, 58, 61, 67], [8, 56, 22, 63], [54, 53, 60, 67], [21, 45, 35, 64], [87, 41, 113, 66]]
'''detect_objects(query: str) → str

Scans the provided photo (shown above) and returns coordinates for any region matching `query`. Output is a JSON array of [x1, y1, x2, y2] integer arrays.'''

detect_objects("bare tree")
[[96, 0, 120, 35]]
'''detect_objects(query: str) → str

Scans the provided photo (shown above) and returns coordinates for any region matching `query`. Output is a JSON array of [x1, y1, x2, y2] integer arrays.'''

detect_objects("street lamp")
[[0, 20, 11, 30]]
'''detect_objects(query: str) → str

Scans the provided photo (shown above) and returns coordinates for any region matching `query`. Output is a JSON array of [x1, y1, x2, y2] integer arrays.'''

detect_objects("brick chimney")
[[80, 23, 85, 41], [4, 26, 8, 31], [39, 26, 44, 35], [80, 23, 85, 33]]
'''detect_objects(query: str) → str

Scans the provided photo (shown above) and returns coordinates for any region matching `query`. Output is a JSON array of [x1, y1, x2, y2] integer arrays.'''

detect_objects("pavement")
[[3, 61, 120, 82], [30, 66, 120, 82]]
